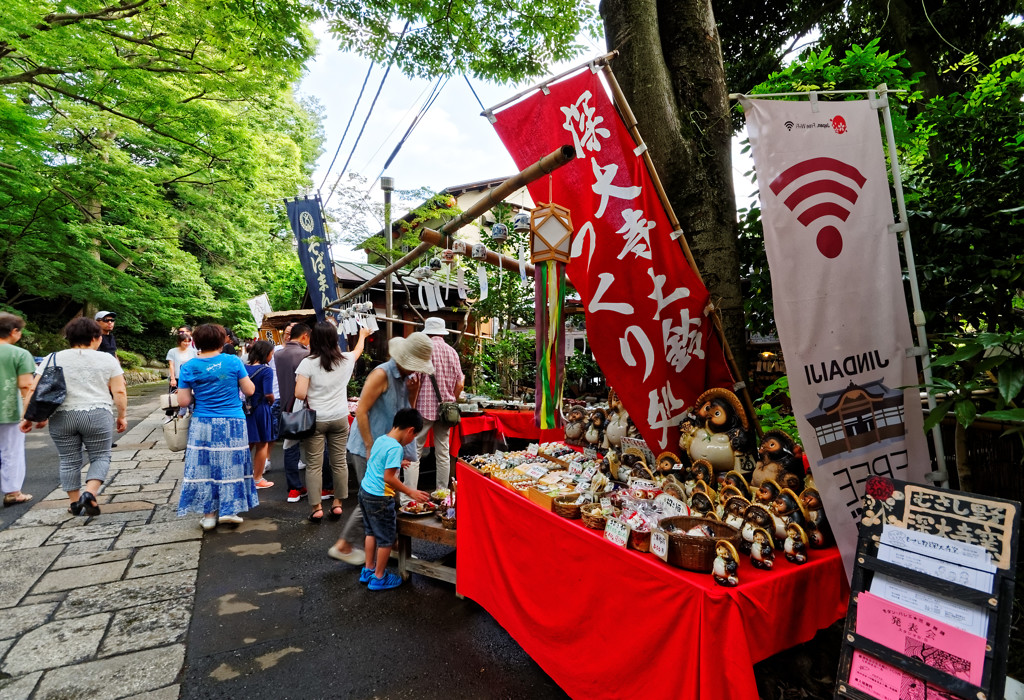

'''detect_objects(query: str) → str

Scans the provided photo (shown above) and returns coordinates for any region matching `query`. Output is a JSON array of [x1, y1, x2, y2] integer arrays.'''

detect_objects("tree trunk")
[[600, 0, 748, 377]]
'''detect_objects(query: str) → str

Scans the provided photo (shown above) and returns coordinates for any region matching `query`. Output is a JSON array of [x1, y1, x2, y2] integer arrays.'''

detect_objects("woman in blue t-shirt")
[[176, 324, 259, 531]]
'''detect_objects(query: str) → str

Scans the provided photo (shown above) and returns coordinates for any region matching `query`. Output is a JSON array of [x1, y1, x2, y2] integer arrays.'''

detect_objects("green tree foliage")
[[0, 0, 324, 348], [324, 0, 602, 81]]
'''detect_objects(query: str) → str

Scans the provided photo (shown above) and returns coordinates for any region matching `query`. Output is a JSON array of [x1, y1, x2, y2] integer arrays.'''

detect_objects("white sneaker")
[[263, 460, 271, 473], [298, 460, 306, 470], [328, 545, 366, 566], [200, 516, 217, 531], [218, 514, 243, 525]]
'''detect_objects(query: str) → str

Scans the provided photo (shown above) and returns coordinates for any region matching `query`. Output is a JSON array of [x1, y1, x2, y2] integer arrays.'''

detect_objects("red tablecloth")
[[456, 462, 849, 700], [483, 409, 563, 444]]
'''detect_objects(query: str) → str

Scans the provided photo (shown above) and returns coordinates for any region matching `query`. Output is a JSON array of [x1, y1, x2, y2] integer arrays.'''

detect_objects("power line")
[[463, 74, 486, 112], [318, 61, 376, 191], [323, 21, 410, 207]]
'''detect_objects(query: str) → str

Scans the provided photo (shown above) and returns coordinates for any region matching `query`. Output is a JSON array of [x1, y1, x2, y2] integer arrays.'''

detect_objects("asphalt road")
[[1, 381, 167, 530]]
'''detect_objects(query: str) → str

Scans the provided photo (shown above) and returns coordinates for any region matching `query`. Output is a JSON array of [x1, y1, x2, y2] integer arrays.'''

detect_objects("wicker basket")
[[580, 503, 618, 530], [552, 494, 585, 520], [440, 515, 456, 530], [628, 528, 652, 553], [659, 516, 741, 572]]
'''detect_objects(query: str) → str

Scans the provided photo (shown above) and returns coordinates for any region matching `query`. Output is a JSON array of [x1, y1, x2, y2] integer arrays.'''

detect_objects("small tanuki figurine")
[[604, 389, 637, 449], [770, 488, 808, 545], [686, 388, 757, 474], [563, 406, 587, 447], [716, 485, 745, 518], [741, 504, 774, 554], [754, 479, 782, 509], [784, 523, 810, 564], [722, 495, 750, 530], [752, 429, 805, 488], [656, 451, 681, 474], [800, 485, 834, 548], [661, 475, 688, 502], [684, 460, 714, 498], [585, 408, 607, 448], [689, 491, 716, 518], [712, 540, 740, 587], [749, 527, 776, 570], [718, 470, 752, 497]]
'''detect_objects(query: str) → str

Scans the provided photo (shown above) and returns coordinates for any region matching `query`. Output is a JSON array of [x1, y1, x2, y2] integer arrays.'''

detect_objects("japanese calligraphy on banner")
[[742, 97, 931, 580], [490, 68, 733, 453], [286, 196, 340, 322]]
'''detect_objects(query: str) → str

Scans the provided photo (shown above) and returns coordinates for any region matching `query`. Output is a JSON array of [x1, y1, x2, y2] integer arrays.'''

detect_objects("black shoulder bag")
[[24, 353, 67, 422]]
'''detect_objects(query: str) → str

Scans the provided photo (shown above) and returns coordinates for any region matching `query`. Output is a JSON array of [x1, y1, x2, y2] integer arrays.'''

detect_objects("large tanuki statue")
[[752, 429, 805, 490], [682, 388, 756, 474]]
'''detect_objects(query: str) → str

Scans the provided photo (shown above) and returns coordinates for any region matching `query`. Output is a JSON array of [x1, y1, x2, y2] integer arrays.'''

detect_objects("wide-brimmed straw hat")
[[389, 332, 435, 374], [422, 317, 449, 336]]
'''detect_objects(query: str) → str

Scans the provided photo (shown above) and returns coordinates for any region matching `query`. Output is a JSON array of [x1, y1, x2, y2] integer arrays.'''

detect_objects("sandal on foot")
[[3, 493, 33, 507], [308, 506, 324, 524], [328, 505, 343, 521]]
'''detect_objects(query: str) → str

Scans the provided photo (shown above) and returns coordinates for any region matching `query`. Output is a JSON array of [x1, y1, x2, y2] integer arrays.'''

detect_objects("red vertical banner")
[[490, 68, 733, 453]]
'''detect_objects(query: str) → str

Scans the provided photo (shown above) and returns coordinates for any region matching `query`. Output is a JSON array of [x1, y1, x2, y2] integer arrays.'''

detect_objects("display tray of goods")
[[580, 502, 619, 530], [399, 501, 439, 517], [552, 493, 587, 520], [659, 516, 742, 572]]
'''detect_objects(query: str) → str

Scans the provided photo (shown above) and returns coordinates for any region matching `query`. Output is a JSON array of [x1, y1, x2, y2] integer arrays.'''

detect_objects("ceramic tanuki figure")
[[716, 485, 745, 518], [686, 388, 757, 475], [656, 451, 681, 475], [689, 491, 715, 518], [585, 408, 607, 448], [563, 406, 586, 447], [784, 523, 810, 564], [718, 470, 752, 497], [754, 479, 782, 510], [741, 504, 774, 554], [770, 488, 807, 545], [752, 429, 805, 489], [750, 527, 775, 570], [800, 486, 834, 548], [722, 495, 750, 530], [683, 460, 713, 498], [604, 389, 637, 449], [712, 540, 740, 587]]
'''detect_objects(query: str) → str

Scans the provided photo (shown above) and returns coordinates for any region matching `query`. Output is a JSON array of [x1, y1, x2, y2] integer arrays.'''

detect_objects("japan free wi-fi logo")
[[768, 156, 865, 259]]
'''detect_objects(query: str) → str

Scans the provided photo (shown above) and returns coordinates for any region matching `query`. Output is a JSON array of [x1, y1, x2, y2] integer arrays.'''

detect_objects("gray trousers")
[[339, 452, 367, 544], [48, 408, 113, 492]]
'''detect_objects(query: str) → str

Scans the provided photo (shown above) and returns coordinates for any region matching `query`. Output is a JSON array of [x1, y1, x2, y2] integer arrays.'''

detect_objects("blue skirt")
[[177, 416, 259, 517]]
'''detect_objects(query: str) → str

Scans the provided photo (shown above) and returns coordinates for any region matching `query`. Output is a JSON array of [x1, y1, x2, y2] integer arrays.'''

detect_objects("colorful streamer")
[[534, 259, 566, 429]]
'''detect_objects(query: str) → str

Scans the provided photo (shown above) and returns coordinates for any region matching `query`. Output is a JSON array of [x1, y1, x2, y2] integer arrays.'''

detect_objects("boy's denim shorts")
[[358, 488, 397, 548]]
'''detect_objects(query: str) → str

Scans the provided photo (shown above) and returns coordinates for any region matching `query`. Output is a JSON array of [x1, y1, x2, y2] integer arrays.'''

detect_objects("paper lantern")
[[530, 202, 573, 264]]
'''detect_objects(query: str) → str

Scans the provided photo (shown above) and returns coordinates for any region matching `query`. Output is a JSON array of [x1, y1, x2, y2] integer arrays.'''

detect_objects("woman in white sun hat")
[[327, 331, 434, 569]]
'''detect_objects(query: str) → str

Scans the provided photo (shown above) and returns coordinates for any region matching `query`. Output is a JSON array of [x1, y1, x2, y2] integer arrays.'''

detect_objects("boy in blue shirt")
[[359, 407, 431, 590]]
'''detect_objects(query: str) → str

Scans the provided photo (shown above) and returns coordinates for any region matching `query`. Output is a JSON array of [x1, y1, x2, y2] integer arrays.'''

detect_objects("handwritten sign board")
[[620, 437, 655, 467], [835, 477, 1020, 700], [604, 517, 631, 548], [650, 529, 669, 562]]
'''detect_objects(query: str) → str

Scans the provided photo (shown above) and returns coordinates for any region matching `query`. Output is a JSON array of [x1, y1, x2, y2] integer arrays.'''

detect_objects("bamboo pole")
[[600, 62, 762, 436], [418, 228, 535, 277], [331, 145, 574, 306]]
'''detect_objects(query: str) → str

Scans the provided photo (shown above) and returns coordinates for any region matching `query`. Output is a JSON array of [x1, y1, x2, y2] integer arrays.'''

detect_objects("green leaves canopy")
[[0, 0, 325, 338]]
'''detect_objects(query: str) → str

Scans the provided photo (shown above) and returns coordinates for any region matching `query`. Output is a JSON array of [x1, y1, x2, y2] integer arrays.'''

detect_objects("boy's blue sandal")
[[368, 571, 403, 590], [359, 567, 374, 584]]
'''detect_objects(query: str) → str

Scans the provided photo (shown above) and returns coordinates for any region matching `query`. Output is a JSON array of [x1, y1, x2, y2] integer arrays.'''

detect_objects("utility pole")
[[381, 176, 395, 343]]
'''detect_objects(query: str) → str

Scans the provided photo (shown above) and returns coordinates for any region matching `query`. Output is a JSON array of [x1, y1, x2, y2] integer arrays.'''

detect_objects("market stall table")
[[455, 461, 849, 700], [395, 514, 457, 587], [482, 409, 563, 444]]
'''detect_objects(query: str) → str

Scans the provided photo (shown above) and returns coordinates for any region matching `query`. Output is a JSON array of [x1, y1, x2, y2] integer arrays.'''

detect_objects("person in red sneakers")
[[358, 408, 430, 590]]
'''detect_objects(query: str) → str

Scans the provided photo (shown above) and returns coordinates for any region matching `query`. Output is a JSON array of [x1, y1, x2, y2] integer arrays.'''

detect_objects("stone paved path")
[[0, 408, 195, 700]]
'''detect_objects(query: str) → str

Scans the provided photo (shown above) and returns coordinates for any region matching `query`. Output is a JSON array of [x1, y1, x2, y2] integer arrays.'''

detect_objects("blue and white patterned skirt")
[[177, 416, 259, 517]]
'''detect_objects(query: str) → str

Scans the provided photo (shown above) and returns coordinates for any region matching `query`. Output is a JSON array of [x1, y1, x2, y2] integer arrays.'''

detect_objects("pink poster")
[[849, 591, 986, 698]]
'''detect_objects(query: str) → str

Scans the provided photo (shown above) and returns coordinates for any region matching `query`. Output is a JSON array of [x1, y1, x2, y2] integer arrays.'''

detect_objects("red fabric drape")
[[456, 462, 849, 700], [484, 410, 563, 443]]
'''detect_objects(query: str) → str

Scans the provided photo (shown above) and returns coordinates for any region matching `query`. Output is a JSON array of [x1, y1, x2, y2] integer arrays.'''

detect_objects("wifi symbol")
[[768, 157, 866, 259], [784, 121, 794, 131]]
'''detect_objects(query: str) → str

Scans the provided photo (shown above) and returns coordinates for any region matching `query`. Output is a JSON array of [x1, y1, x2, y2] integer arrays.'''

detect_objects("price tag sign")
[[568, 461, 584, 476], [604, 517, 631, 548], [672, 462, 684, 471], [581, 465, 598, 481], [628, 477, 658, 491], [656, 494, 690, 518], [584, 446, 598, 459], [574, 481, 590, 493], [525, 465, 549, 480], [600, 497, 612, 510], [526, 443, 539, 456], [574, 494, 587, 506], [621, 436, 656, 467], [651, 529, 670, 562]]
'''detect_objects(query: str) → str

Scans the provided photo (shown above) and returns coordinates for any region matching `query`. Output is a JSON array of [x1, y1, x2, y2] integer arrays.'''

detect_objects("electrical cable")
[[319, 61, 376, 191], [463, 74, 486, 112], [323, 20, 411, 207]]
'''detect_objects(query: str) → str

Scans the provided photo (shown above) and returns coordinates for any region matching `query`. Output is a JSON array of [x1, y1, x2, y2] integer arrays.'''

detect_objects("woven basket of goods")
[[580, 503, 618, 530], [552, 494, 585, 520], [659, 516, 741, 572], [440, 515, 456, 530]]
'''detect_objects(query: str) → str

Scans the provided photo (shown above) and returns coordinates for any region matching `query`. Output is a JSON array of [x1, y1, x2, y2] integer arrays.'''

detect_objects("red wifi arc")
[[769, 157, 866, 259]]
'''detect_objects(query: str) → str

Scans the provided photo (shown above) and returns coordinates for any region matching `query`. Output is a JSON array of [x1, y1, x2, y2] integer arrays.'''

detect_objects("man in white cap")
[[94, 311, 118, 359], [327, 331, 434, 568], [407, 317, 464, 495]]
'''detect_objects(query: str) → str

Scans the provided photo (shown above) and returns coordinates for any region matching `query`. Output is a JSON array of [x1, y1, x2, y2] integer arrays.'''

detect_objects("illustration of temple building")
[[805, 380, 906, 458]]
